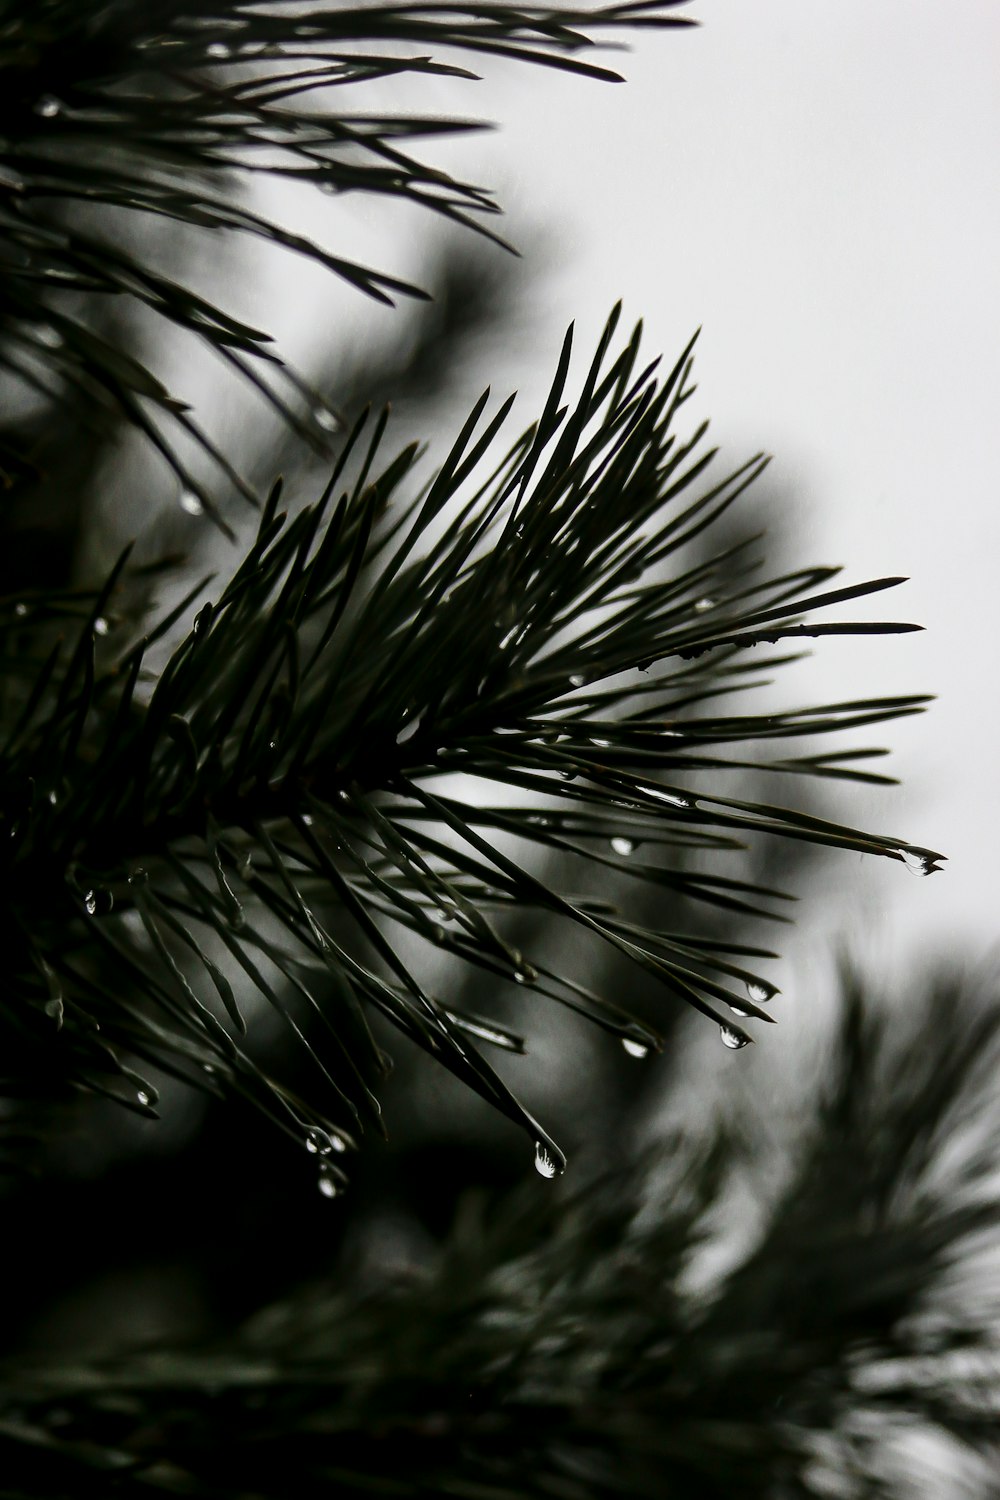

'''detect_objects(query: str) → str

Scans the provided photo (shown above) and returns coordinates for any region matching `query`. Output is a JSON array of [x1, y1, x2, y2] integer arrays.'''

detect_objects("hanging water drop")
[[569, 674, 585, 688], [514, 963, 537, 985], [206, 41, 231, 58], [897, 847, 941, 877], [611, 836, 636, 857], [34, 324, 63, 348], [621, 1037, 649, 1059], [35, 95, 62, 118], [93, 616, 109, 637], [533, 1141, 563, 1179], [14, 602, 28, 618], [317, 1169, 340, 1198], [694, 597, 716, 613], [746, 979, 776, 1004], [137, 1088, 152, 1106], [729, 1004, 750, 1019], [559, 766, 578, 781], [313, 404, 339, 432], [720, 1025, 749, 1050], [305, 1126, 334, 1157], [84, 890, 98, 916], [47, 789, 58, 806], [179, 489, 203, 516]]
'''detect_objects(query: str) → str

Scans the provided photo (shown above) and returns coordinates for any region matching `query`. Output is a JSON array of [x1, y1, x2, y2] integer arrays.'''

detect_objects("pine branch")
[[0, 310, 944, 1172], [2, 967, 996, 1498], [0, 0, 697, 517]]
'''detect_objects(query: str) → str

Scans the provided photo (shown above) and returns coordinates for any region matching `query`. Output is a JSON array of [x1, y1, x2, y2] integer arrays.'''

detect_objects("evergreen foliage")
[[3, 969, 997, 1497], [0, 5, 977, 1496], [0, 0, 694, 524], [1, 298, 945, 1170], [0, 2, 944, 1173]]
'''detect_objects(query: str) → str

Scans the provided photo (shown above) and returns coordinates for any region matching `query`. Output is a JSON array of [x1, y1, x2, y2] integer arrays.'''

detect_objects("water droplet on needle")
[[746, 979, 776, 1004], [534, 1141, 563, 1178]]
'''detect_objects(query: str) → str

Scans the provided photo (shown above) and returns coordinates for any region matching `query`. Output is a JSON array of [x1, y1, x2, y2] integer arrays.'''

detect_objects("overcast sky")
[[481, 0, 999, 977]]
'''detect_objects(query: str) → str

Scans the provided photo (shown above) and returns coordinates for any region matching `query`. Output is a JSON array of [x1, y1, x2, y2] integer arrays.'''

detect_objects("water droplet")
[[35, 95, 62, 118], [897, 847, 941, 877], [569, 674, 585, 688], [729, 1004, 750, 1019], [694, 597, 716, 613], [314, 405, 339, 432], [336, 790, 350, 804], [645, 787, 690, 809], [514, 963, 537, 985], [301, 813, 314, 827], [84, 890, 97, 916], [206, 41, 231, 58], [317, 1171, 340, 1198], [720, 1025, 749, 1050], [611, 836, 636, 857], [180, 489, 203, 516], [591, 737, 612, 748], [622, 1037, 649, 1059], [436, 904, 457, 922], [137, 1089, 152, 1106], [559, 766, 578, 781], [47, 789, 58, 805], [397, 717, 421, 745], [34, 323, 63, 348], [305, 1126, 334, 1156], [746, 979, 776, 1004], [13, 602, 28, 618], [533, 1141, 563, 1178], [129, 866, 149, 886], [430, 924, 446, 943], [93, 616, 109, 637]]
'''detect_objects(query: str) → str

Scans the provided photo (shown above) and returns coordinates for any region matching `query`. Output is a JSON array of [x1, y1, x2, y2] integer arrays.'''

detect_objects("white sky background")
[[259, 0, 1000, 990]]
